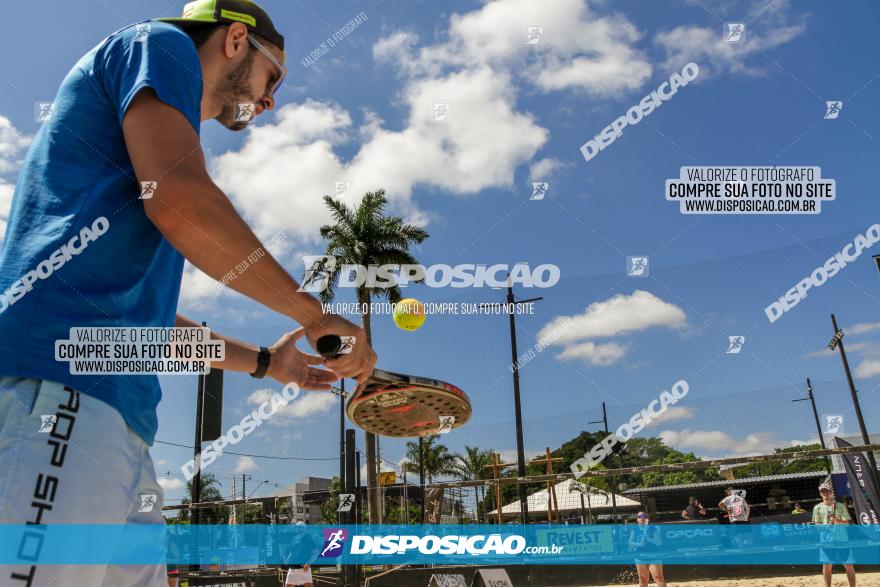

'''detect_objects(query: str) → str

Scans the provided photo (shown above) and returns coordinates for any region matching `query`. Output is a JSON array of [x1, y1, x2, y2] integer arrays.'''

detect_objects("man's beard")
[[215, 51, 258, 131]]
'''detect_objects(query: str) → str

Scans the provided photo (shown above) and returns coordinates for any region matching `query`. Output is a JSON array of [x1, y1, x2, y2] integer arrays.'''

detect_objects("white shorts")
[[0, 378, 167, 587], [285, 566, 313, 585]]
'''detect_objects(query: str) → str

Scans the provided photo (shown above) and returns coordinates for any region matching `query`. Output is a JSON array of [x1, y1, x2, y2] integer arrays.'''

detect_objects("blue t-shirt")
[[0, 21, 202, 444]]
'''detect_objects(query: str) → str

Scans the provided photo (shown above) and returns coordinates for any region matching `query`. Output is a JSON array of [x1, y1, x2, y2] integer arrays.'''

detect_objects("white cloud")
[[498, 449, 544, 465], [233, 456, 258, 474], [654, 4, 806, 77], [804, 341, 872, 359], [556, 341, 628, 366], [659, 429, 796, 458], [179, 262, 226, 309], [212, 69, 546, 243], [374, 0, 652, 96], [0, 117, 30, 175], [855, 359, 880, 379], [540, 291, 687, 344], [0, 116, 32, 239], [0, 182, 13, 239], [848, 322, 880, 335], [645, 406, 695, 427], [247, 388, 338, 420], [529, 158, 565, 182], [158, 477, 185, 492], [538, 290, 687, 365]]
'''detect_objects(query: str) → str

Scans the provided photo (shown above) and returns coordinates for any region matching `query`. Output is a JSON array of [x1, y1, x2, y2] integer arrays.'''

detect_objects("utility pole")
[[829, 314, 880, 485], [191, 323, 208, 529], [343, 429, 356, 587], [481, 274, 543, 525], [403, 469, 408, 524], [339, 380, 346, 489], [792, 378, 832, 474], [589, 402, 617, 522]]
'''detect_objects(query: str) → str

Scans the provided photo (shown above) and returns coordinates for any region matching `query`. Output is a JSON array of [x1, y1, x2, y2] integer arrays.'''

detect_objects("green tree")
[[569, 476, 611, 523], [320, 476, 342, 523], [178, 473, 225, 524], [451, 446, 494, 522], [641, 453, 720, 487], [309, 189, 429, 523], [402, 435, 459, 484], [732, 443, 827, 478]]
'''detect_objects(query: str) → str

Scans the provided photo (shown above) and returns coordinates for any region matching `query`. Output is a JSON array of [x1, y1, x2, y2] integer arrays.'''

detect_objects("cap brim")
[[156, 17, 219, 27]]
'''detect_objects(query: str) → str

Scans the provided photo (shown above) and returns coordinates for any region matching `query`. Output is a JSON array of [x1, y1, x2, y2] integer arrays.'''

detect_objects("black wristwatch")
[[250, 346, 271, 379]]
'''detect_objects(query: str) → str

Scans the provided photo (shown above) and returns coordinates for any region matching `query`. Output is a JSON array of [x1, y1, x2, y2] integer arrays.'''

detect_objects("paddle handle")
[[316, 335, 343, 359]]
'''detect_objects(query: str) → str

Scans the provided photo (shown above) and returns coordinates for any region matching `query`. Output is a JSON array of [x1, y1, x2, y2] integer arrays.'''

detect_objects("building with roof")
[[273, 476, 331, 524], [488, 479, 641, 523], [622, 471, 828, 521]]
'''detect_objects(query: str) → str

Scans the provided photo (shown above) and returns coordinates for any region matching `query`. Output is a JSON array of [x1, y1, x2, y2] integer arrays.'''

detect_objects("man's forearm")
[[176, 314, 259, 374], [151, 177, 323, 327]]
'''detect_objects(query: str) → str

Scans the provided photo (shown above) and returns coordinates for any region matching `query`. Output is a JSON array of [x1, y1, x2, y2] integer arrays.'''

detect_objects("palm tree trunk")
[[358, 288, 382, 524]]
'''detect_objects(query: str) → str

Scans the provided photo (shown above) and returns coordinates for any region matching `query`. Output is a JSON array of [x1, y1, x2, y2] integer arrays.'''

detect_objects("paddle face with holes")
[[347, 369, 472, 437], [315, 334, 471, 437]]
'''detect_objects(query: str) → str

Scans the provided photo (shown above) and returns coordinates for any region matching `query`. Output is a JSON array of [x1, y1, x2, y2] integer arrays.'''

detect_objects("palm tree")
[[179, 473, 224, 523], [402, 435, 459, 484], [309, 189, 429, 523], [451, 446, 494, 522], [569, 478, 609, 524]]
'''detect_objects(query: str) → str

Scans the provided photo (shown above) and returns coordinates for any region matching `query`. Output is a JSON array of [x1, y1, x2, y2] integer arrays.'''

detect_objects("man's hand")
[[267, 328, 337, 391], [304, 314, 377, 383]]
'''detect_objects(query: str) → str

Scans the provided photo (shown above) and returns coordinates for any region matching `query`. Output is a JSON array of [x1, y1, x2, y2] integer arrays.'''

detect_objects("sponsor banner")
[[425, 488, 445, 524], [1, 525, 879, 566], [836, 437, 880, 525], [534, 526, 614, 557]]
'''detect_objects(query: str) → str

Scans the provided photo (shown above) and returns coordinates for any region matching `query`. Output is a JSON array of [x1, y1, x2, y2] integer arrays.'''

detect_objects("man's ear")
[[223, 22, 249, 59]]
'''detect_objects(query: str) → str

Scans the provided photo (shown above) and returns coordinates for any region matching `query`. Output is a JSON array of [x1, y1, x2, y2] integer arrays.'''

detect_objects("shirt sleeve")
[[97, 22, 203, 132], [812, 504, 821, 523], [836, 503, 851, 521]]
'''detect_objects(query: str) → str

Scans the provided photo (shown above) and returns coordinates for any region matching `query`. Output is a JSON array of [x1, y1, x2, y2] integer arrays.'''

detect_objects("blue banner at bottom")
[[1, 524, 879, 565]]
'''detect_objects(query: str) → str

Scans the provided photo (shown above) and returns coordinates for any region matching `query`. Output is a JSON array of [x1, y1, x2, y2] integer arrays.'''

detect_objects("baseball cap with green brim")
[[159, 0, 285, 51]]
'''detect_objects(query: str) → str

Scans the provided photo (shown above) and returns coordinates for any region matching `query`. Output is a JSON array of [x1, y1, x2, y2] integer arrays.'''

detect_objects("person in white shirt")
[[285, 521, 316, 587], [812, 479, 856, 587], [284, 565, 313, 587], [718, 488, 750, 524]]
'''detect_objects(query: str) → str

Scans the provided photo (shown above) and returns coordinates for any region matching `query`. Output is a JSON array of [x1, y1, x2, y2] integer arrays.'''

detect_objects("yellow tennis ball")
[[393, 298, 426, 331]]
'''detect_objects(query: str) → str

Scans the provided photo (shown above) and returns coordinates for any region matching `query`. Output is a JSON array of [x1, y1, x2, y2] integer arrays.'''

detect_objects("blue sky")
[[1, 0, 879, 505]]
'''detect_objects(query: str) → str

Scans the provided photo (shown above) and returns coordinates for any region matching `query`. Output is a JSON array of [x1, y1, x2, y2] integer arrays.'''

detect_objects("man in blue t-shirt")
[[0, 1, 376, 585]]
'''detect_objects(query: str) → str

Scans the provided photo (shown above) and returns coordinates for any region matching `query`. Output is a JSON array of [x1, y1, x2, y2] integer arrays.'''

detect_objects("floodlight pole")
[[479, 275, 543, 525], [791, 378, 831, 474], [487, 277, 543, 525], [829, 314, 880, 486]]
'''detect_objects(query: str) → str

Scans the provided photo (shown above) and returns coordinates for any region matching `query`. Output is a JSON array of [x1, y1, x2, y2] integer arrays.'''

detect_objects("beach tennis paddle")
[[316, 335, 472, 438]]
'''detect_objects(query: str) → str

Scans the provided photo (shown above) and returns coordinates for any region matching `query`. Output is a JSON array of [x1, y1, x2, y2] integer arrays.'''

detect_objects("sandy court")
[[592, 571, 880, 586]]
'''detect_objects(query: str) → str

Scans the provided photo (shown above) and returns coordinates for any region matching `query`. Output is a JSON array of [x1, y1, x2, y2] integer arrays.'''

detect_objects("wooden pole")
[[483, 453, 516, 524], [529, 449, 562, 523], [435, 443, 880, 491]]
